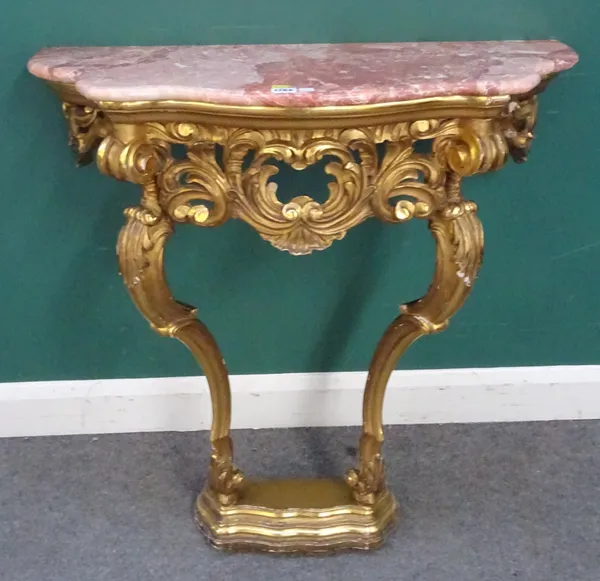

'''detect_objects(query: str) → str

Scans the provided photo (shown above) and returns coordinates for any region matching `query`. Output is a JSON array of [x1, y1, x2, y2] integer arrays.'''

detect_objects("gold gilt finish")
[[53, 82, 540, 553]]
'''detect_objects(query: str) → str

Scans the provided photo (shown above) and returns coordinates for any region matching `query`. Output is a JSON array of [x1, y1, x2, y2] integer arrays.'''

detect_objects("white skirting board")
[[1, 366, 600, 437]]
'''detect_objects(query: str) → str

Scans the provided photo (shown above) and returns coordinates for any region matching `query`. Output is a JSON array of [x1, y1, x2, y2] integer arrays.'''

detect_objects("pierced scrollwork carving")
[[137, 122, 471, 254], [371, 146, 446, 223], [226, 129, 372, 254], [63, 95, 539, 255], [159, 144, 231, 227], [69, 107, 533, 255]]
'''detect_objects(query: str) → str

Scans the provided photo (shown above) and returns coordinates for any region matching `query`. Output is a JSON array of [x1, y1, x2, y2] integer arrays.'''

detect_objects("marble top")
[[28, 41, 577, 108]]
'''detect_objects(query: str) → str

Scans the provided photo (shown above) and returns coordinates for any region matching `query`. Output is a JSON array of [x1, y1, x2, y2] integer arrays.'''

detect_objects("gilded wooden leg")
[[117, 185, 243, 507], [347, 176, 484, 505]]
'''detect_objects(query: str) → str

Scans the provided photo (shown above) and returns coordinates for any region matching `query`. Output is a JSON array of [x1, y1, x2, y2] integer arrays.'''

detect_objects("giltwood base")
[[195, 478, 397, 553]]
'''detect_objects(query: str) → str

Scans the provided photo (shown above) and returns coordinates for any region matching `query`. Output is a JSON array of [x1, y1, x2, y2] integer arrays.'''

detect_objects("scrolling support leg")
[[117, 185, 244, 507], [347, 176, 484, 505]]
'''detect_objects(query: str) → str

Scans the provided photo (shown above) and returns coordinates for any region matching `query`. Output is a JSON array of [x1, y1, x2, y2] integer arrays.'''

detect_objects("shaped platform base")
[[195, 478, 397, 554]]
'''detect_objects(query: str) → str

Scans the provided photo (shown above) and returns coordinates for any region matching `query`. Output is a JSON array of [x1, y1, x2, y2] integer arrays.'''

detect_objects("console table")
[[28, 41, 577, 553]]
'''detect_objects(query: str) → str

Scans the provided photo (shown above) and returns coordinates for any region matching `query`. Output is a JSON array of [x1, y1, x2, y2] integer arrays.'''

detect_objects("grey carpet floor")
[[1, 421, 599, 581]]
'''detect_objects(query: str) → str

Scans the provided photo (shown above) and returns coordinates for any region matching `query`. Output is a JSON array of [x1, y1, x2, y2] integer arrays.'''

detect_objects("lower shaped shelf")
[[195, 478, 397, 553]]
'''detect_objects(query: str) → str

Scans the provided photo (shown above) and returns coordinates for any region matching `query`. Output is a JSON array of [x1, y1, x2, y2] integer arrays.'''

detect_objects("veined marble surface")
[[28, 41, 578, 107]]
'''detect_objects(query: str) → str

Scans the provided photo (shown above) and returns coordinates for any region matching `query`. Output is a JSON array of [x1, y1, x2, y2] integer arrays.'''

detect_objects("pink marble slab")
[[28, 41, 578, 107]]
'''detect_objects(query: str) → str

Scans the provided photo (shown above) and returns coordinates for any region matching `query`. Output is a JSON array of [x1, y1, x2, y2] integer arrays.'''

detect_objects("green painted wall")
[[1, 1, 597, 382]]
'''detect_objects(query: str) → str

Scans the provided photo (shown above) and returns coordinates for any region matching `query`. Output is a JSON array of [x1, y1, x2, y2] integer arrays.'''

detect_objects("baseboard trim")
[[1, 366, 599, 437]]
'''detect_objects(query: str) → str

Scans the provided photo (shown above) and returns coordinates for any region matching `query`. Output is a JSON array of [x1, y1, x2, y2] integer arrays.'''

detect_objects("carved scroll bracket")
[[504, 96, 538, 163], [62, 103, 110, 166]]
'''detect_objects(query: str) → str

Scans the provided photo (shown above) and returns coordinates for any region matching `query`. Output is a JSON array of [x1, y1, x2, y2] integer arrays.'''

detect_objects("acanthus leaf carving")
[[158, 143, 231, 227], [371, 143, 446, 223], [229, 131, 370, 254], [77, 107, 533, 255], [504, 96, 538, 163], [433, 118, 509, 176], [96, 135, 169, 184], [62, 103, 110, 166]]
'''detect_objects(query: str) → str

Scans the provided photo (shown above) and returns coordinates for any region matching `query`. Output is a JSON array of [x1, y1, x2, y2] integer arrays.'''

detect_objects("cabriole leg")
[[347, 175, 484, 507]]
